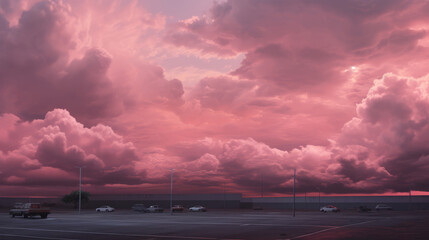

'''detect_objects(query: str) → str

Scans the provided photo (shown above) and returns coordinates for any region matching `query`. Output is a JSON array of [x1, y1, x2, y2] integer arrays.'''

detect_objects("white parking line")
[[0, 227, 220, 240], [19, 218, 338, 228], [289, 220, 375, 239], [0, 233, 79, 240]]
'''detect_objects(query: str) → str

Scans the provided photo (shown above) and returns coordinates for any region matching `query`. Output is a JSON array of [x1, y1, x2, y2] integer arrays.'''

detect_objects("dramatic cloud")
[[2, 74, 429, 195], [0, 109, 144, 194], [167, 0, 429, 95], [161, 73, 429, 194], [2, 0, 429, 196], [337, 73, 429, 192], [0, 0, 183, 125]]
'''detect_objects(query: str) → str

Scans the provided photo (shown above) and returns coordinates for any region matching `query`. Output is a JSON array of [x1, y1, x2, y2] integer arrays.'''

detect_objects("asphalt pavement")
[[0, 209, 428, 239]]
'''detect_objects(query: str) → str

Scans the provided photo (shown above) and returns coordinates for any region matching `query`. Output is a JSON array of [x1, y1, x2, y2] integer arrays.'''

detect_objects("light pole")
[[223, 182, 226, 210], [170, 168, 174, 215], [409, 185, 412, 210], [293, 168, 296, 217], [318, 188, 321, 210], [409, 186, 412, 202], [76, 167, 85, 214], [304, 192, 307, 210], [79, 167, 81, 214]]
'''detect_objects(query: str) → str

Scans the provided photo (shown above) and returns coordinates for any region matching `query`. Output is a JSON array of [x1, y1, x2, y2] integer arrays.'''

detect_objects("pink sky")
[[1, 0, 429, 197]]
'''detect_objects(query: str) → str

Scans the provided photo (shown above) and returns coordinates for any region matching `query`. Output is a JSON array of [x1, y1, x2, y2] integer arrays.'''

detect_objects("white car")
[[189, 205, 207, 212], [96, 205, 115, 212], [147, 205, 164, 213], [320, 205, 340, 212], [375, 204, 393, 211]]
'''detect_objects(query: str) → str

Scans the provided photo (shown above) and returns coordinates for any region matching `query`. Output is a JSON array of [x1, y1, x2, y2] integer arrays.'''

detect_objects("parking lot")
[[1, 210, 428, 240]]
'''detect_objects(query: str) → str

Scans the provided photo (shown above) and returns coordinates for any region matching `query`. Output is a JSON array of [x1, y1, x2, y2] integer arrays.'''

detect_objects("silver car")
[[320, 205, 340, 212], [189, 205, 207, 212], [96, 205, 115, 212], [375, 204, 393, 211], [147, 205, 164, 213]]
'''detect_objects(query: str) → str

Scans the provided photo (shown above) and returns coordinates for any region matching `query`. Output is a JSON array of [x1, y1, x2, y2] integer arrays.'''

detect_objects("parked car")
[[189, 205, 207, 212], [357, 206, 371, 212], [320, 205, 340, 212], [13, 202, 24, 209], [132, 204, 149, 212], [96, 205, 115, 212], [375, 204, 393, 211], [9, 203, 50, 218], [147, 205, 164, 213], [172, 205, 185, 212]]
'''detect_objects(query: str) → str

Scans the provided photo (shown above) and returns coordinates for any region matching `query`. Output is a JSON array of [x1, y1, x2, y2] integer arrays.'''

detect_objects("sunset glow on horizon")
[[1, 0, 429, 198]]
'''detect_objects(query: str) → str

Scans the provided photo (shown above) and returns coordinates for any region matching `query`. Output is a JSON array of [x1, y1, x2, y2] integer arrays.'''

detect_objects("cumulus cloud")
[[336, 73, 429, 191], [160, 73, 429, 194], [1, 75, 428, 196], [0, 109, 145, 195]]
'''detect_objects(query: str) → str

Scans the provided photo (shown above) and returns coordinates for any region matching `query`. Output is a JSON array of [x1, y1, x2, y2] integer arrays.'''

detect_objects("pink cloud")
[[337, 73, 429, 192], [0, 0, 184, 126], [166, 0, 429, 96], [0, 109, 145, 195], [1, 0, 429, 197]]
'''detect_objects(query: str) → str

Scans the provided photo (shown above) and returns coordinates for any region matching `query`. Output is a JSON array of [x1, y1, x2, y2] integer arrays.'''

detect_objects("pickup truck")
[[9, 203, 50, 219]]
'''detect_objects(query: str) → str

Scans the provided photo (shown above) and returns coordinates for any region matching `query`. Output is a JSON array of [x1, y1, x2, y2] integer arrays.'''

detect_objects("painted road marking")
[[290, 220, 375, 239], [10, 218, 339, 228], [0, 226, 239, 240], [0, 233, 80, 240]]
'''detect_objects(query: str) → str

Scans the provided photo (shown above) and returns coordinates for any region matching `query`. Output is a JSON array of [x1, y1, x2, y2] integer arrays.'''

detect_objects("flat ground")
[[1, 209, 428, 240]]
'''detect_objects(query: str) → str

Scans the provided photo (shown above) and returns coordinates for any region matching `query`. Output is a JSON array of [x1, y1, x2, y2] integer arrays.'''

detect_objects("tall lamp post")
[[223, 182, 226, 210], [318, 188, 321, 210], [293, 168, 296, 217], [170, 168, 174, 215], [76, 167, 85, 214], [261, 173, 264, 198]]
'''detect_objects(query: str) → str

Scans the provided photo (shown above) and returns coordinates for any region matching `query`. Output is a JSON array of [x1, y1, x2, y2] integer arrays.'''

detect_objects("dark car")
[[132, 204, 149, 212], [357, 206, 371, 212], [172, 205, 184, 212]]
